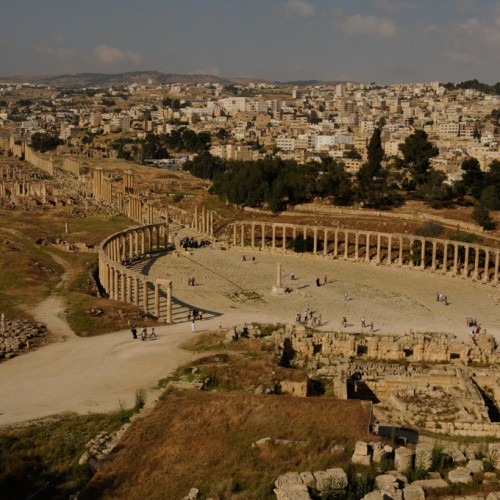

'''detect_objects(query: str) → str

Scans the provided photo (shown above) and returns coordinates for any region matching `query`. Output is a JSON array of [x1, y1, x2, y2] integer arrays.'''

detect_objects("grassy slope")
[[82, 391, 372, 500]]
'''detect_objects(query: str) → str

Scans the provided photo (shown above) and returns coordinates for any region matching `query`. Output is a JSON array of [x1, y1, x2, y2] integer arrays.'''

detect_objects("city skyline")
[[1, 0, 499, 84]]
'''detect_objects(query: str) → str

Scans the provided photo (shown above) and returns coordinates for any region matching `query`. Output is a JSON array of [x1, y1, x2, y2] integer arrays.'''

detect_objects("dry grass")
[[82, 391, 372, 500]]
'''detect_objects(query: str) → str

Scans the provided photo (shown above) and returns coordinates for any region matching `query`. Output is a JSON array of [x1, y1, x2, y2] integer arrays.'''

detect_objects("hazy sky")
[[1, 0, 499, 84]]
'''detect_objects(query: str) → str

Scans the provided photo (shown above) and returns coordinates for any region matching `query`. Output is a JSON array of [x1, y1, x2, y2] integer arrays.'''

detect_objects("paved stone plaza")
[[131, 234, 500, 341]]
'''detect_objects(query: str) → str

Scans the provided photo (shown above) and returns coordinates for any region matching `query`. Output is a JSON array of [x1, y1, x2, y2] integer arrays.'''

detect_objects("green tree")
[[399, 130, 439, 188], [472, 205, 495, 230], [30, 132, 62, 153], [480, 185, 500, 210]]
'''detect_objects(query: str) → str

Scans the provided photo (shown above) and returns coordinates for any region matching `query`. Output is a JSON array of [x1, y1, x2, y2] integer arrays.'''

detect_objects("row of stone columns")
[[123, 171, 134, 193], [128, 195, 143, 224], [99, 223, 173, 322], [232, 222, 500, 285], [192, 206, 215, 237], [104, 224, 169, 263], [0, 166, 24, 180]]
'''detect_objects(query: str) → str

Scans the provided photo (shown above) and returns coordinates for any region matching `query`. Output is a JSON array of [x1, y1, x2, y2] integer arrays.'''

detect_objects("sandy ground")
[[0, 232, 499, 427]]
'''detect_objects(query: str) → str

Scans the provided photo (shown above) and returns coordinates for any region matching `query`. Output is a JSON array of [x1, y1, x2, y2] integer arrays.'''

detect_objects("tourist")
[[344, 292, 349, 301], [191, 320, 196, 333], [361, 318, 366, 328], [324, 275, 327, 284], [291, 272, 295, 280], [188, 310, 192, 321], [369, 322, 375, 333], [219, 322, 222, 329], [316, 278, 321, 287], [199, 310, 203, 320], [242, 255, 246, 262], [141, 327, 147, 341], [150, 327, 156, 338], [131, 324, 137, 339]]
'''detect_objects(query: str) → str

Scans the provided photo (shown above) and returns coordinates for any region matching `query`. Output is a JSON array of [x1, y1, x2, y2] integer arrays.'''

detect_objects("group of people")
[[179, 237, 210, 250], [315, 275, 328, 287], [295, 306, 322, 326], [131, 324, 157, 341], [188, 308, 203, 321], [466, 317, 483, 335], [187, 277, 196, 286]]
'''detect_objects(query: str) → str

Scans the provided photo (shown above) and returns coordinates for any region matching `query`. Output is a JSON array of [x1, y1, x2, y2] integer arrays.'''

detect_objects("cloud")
[[36, 35, 77, 59], [460, 16, 500, 45], [94, 45, 141, 65], [371, 0, 416, 15], [284, 0, 315, 18], [339, 14, 397, 38], [444, 50, 474, 63]]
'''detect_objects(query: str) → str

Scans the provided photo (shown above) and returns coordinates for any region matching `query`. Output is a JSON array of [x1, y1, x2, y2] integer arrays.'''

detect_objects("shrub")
[[134, 388, 147, 412], [415, 221, 444, 238]]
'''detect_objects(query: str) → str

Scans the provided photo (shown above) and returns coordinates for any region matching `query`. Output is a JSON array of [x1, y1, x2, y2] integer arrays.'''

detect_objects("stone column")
[[483, 250, 490, 284], [240, 224, 245, 248], [277, 263, 282, 287], [251, 223, 255, 249], [210, 211, 214, 238], [355, 232, 360, 261], [141, 230, 145, 254], [154, 282, 160, 318], [148, 227, 153, 252], [128, 233, 134, 259], [121, 272, 126, 301], [233, 224, 237, 246], [272, 225, 276, 250], [442, 243, 448, 274], [365, 233, 371, 262], [409, 238, 415, 268], [127, 276, 133, 302], [194, 206, 198, 230], [494, 251, 499, 284], [134, 231, 139, 257], [473, 247, 480, 280], [399, 237, 403, 266], [387, 236, 392, 266], [143, 279, 148, 313], [334, 230, 339, 257], [431, 241, 437, 271], [453, 244, 459, 276], [463, 245, 470, 278], [344, 231, 349, 259], [376, 234, 381, 264], [323, 229, 328, 256], [420, 238, 426, 270], [166, 281, 173, 324], [282, 226, 287, 251], [156, 226, 160, 250], [313, 229, 318, 254], [135, 277, 140, 306], [261, 224, 266, 250]]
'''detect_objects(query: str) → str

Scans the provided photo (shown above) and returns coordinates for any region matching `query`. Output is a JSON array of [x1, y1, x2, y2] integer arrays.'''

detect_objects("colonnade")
[[98, 223, 174, 323], [231, 221, 500, 285], [192, 206, 215, 237]]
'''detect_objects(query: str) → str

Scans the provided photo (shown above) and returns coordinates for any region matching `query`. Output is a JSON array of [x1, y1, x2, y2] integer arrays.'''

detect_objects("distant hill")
[[281, 80, 343, 87], [0, 71, 272, 88]]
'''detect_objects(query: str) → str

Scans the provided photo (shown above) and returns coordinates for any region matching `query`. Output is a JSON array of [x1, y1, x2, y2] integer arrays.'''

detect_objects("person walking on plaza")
[[131, 324, 137, 339], [324, 275, 327, 284], [191, 320, 196, 333], [361, 318, 366, 328], [150, 327, 156, 338], [141, 327, 147, 341]]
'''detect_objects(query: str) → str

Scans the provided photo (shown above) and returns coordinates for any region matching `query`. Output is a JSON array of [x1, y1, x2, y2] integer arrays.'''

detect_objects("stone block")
[[415, 443, 433, 471], [355, 441, 370, 456], [486, 493, 500, 500], [448, 466, 473, 484], [466, 459, 484, 473], [299, 471, 316, 489], [403, 485, 425, 500], [395, 447, 414, 472], [375, 474, 399, 491], [488, 443, 500, 470], [411, 478, 448, 491], [313, 468, 347, 492], [352, 453, 372, 466], [362, 492, 385, 500]]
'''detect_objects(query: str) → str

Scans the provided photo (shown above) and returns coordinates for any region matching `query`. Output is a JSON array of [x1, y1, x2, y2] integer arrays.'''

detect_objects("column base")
[[272, 285, 286, 295]]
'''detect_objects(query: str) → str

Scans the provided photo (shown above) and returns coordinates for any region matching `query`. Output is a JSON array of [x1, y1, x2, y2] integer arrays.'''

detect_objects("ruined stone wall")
[[62, 157, 81, 177]]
